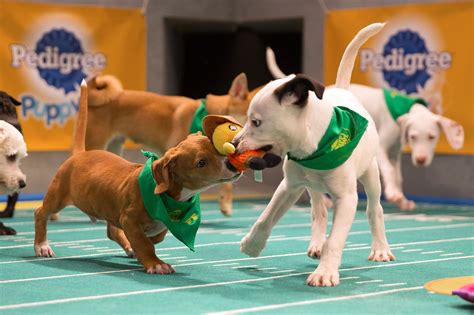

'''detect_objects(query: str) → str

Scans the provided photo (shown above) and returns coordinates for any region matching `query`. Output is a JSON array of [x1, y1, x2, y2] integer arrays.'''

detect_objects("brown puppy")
[[34, 81, 240, 274], [85, 74, 261, 216]]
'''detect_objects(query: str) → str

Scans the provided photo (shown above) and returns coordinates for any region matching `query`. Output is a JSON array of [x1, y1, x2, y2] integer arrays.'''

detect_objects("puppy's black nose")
[[225, 159, 238, 173], [18, 180, 26, 189]]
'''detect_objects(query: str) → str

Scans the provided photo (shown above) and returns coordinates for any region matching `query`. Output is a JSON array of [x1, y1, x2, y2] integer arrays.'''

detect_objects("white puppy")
[[267, 49, 465, 211], [0, 121, 27, 195], [234, 23, 394, 287], [347, 85, 464, 210]]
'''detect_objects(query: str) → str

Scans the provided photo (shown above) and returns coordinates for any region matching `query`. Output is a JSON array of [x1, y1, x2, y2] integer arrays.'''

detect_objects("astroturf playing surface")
[[0, 199, 473, 314]]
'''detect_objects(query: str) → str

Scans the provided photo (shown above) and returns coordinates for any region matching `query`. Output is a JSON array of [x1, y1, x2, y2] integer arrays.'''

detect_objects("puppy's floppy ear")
[[0, 127, 5, 144], [9, 96, 21, 106], [274, 74, 325, 107], [151, 156, 176, 194], [397, 114, 411, 146], [229, 73, 249, 101], [437, 116, 464, 150]]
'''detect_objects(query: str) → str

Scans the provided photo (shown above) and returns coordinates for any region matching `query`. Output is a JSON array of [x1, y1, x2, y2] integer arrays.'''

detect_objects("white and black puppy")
[[0, 120, 27, 235], [234, 23, 394, 287], [267, 47, 465, 211]]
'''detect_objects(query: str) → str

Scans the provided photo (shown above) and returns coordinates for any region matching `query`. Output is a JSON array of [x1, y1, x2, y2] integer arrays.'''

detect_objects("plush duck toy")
[[202, 115, 281, 172]]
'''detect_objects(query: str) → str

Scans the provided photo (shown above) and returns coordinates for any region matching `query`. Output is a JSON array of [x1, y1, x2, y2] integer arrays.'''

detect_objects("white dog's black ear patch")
[[9, 96, 21, 106], [274, 74, 325, 106]]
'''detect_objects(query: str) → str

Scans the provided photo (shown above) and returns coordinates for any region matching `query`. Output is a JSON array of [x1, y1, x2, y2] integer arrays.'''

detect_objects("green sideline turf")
[[0, 200, 473, 314]]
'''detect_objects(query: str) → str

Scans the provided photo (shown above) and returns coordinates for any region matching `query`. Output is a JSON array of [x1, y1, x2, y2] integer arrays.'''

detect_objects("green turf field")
[[0, 200, 473, 314]]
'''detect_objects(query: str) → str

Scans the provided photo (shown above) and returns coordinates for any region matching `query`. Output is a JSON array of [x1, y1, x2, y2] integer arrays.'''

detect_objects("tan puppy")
[[34, 81, 240, 274], [86, 74, 260, 216]]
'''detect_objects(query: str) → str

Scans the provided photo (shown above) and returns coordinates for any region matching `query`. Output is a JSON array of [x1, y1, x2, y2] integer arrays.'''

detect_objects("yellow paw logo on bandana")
[[169, 209, 183, 222], [331, 128, 352, 151], [185, 213, 199, 225]]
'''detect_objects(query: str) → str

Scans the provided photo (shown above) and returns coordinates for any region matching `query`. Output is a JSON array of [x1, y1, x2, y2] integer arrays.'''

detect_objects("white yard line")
[[2, 222, 472, 251], [82, 247, 110, 251], [355, 279, 383, 284], [1, 235, 472, 267], [379, 283, 406, 287], [253, 267, 277, 271], [440, 252, 463, 257], [268, 270, 296, 274], [401, 249, 422, 252], [421, 250, 444, 255], [0, 252, 471, 292], [206, 286, 424, 315], [347, 243, 367, 247], [339, 276, 360, 280], [177, 258, 204, 263], [213, 263, 240, 267]]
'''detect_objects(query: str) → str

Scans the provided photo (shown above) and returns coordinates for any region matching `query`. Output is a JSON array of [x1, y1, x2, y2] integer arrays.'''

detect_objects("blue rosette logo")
[[35, 29, 86, 94], [359, 29, 452, 94], [10, 28, 107, 127], [382, 30, 430, 93]]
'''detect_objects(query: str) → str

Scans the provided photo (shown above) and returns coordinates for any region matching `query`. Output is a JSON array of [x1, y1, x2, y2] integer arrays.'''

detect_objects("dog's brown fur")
[[85, 74, 261, 215], [34, 81, 239, 274]]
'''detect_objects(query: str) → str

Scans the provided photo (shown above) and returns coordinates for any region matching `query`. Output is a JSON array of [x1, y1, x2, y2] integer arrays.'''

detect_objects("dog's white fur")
[[347, 85, 464, 210], [267, 48, 465, 211], [0, 121, 27, 195], [235, 23, 394, 287]]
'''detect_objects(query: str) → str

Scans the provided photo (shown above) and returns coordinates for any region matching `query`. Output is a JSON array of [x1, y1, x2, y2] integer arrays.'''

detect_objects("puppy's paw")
[[368, 244, 395, 262], [306, 265, 340, 287], [219, 202, 232, 217], [384, 188, 404, 203], [240, 232, 267, 257], [145, 262, 175, 275], [397, 198, 416, 211], [125, 248, 135, 258], [34, 244, 55, 257], [307, 240, 325, 259]]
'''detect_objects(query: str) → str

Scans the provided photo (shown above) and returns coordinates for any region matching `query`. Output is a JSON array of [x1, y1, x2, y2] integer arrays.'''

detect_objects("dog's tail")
[[87, 75, 123, 106], [266, 47, 287, 79], [72, 80, 88, 155], [335, 22, 385, 89]]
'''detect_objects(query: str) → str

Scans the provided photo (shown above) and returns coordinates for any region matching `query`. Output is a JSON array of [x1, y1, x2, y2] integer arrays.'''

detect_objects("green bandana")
[[288, 106, 368, 170], [383, 88, 428, 121], [138, 150, 201, 251], [189, 99, 208, 135]]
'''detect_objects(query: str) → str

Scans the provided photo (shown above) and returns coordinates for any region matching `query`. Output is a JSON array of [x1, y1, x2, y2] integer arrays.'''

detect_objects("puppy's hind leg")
[[107, 223, 134, 258], [34, 179, 69, 257], [241, 180, 304, 257], [359, 158, 395, 262], [120, 213, 175, 274], [307, 190, 328, 259]]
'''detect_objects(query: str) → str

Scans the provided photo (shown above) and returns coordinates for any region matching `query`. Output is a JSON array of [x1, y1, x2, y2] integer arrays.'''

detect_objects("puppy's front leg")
[[360, 159, 395, 262], [219, 182, 233, 216], [306, 193, 357, 287], [120, 215, 175, 274], [307, 190, 328, 259], [377, 150, 402, 203], [241, 180, 304, 257]]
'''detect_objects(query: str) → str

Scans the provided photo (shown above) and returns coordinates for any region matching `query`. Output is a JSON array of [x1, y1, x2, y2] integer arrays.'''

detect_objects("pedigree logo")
[[359, 29, 452, 93], [9, 28, 107, 127]]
